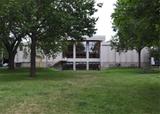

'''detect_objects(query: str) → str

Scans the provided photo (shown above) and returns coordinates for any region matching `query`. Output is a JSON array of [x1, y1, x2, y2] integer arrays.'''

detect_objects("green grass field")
[[0, 68, 160, 114]]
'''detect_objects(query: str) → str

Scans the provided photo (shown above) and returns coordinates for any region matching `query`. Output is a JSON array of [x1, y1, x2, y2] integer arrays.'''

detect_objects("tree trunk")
[[8, 52, 15, 70], [158, 47, 160, 68], [1, 48, 3, 65], [30, 35, 37, 77], [138, 50, 142, 68]]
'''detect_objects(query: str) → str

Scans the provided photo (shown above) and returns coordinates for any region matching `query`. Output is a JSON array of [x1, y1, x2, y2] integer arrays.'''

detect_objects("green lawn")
[[0, 68, 160, 114]]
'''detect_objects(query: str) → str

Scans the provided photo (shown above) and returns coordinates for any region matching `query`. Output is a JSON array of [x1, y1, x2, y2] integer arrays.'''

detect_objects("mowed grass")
[[0, 68, 160, 114]]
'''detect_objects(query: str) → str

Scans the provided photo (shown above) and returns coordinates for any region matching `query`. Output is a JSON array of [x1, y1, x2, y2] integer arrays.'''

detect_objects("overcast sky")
[[95, 0, 117, 41]]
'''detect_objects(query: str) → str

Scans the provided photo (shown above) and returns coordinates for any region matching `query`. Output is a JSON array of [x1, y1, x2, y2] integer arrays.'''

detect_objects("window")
[[76, 42, 87, 58], [89, 41, 100, 58], [19, 45, 23, 51], [76, 62, 87, 70], [62, 62, 73, 70], [23, 48, 28, 59], [89, 62, 100, 70], [63, 42, 73, 58]]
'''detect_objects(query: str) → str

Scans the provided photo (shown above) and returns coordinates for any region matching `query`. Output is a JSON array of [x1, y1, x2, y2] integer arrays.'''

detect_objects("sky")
[[95, 0, 117, 41]]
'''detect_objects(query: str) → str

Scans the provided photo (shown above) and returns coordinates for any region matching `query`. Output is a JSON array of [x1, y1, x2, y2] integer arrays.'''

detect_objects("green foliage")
[[0, 0, 27, 69], [0, 0, 98, 71], [16, 0, 98, 76], [150, 48, 160, 60], [111, 0, 160, 51], [111, 0, 160, 68], [19, 0, 98, 55]]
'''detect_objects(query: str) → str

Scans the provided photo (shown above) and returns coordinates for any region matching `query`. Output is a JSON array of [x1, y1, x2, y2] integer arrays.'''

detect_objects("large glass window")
[[89, 62, 100, 70], [76, 62, 87, 70], [89, 41, 100, 58], [76, 42, 87, 58], [63, 42, 73, 58], [62, 62, 73, 70]]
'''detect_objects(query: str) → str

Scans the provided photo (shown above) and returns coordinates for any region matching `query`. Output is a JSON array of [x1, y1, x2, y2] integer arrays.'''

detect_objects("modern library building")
[[15, 36, 150, 70]]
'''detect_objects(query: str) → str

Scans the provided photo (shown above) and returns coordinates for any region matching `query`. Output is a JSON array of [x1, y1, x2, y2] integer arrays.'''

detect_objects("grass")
[[0, 68, 160, 114]]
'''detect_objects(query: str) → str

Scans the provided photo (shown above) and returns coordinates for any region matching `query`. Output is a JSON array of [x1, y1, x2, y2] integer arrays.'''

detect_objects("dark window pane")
[[89, 62, 100, 70], [62, 62, 73, 70], [63, 42, 73, 58], [76, 42, 87, 58], [89, 41, 100, 58], [76, 62, 86, 70], [19, 45, 23, 51]]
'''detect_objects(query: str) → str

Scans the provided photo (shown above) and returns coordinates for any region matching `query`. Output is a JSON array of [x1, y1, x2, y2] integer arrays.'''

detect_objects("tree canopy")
[[111, 0, 160, 67], [0, 0, 98, 76], [0, 0, 26, 69]]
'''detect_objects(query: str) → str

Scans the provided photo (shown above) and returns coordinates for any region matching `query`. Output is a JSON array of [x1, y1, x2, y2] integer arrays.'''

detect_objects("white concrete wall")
[[100, 42, 150, 68]]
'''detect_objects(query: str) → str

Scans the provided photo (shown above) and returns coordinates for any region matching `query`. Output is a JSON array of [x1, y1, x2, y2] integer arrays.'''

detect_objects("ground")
[[0, 68, 160, 114]]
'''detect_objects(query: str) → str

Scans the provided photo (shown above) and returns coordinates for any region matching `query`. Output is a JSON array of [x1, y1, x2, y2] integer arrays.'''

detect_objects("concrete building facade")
[[15, 36, 150, 70]]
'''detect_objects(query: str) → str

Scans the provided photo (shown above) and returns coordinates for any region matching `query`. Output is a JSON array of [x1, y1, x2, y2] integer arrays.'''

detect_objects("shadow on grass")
[[103, 67, 160, 75], [0, 68, 77, 82], [139, 69, 160, 74]]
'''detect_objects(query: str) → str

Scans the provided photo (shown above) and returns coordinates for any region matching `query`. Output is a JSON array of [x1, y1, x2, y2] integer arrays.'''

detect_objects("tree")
[[0, 0, 26, 69], [111, 0, 159, 68], [20, 0, 98, 77], [0, 42, 3, 65], [150, 47, 160, 66]]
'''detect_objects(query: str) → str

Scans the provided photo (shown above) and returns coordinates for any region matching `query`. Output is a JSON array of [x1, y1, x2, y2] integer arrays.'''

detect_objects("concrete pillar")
[[100, 42, 103, 69], [45, 56, 48, 68], [73, 43, 76, 71], [86, 41, 89, 70]]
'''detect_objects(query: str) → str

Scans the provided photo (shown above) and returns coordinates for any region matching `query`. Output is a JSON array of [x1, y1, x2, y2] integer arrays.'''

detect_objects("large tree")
[[20, 0, 98, 77], [111, 0, 159, 68], [0, 0, 26, 69]]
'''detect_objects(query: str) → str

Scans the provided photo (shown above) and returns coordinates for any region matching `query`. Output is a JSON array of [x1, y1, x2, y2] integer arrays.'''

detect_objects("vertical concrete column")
[[45, 56, 48, 68], [73, 43, 76, 71], [115, 49, 117, 66], [86, 41, 89, 70], [100, 42, 102, 69]]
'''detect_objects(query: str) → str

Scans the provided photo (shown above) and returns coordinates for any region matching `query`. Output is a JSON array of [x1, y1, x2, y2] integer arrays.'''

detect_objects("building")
[[15, 35, 150, 70]]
